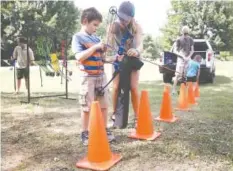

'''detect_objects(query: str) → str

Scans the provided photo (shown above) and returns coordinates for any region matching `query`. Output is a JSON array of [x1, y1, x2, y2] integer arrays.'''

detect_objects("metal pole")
[[65, 39, 68, 99], [39, 66, 43, 87], [61, 40, 64, 85], [61, 65, 63, 85], [13, 60, 16, 91], [27, 26, 30, 103]]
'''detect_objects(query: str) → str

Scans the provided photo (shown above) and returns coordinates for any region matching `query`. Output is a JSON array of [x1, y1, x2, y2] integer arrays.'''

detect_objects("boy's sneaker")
[[81, 129, 115, 145], [81, 131, 89, 146], [106, 128, 115, 143], [111, 113, 115, 122]]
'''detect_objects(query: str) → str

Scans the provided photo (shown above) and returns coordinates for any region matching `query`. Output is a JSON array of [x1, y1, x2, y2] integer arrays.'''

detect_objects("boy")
[[186, 54, 201, 90], [71, 7, 115, 145], [12, 37, 35, 94]]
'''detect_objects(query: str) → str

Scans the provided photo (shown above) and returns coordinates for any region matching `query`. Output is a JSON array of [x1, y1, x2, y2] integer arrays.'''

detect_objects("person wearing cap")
[[172, 25, 194, 95], [107, 1, 143, 126]]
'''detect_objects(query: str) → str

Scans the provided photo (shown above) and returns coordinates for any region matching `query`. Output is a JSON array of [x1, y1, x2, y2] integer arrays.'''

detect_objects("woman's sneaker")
[[111, 113, 115, 122], [108, 113, 117, 129]]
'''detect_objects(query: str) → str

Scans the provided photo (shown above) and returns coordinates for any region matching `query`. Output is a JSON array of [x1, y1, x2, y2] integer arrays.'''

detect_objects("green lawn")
[[1, 61, 233, 171]]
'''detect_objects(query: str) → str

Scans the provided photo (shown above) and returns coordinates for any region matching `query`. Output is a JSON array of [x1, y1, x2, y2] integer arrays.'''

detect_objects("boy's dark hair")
[[81, 7, 102, 24], [18, 37, 27, 44]]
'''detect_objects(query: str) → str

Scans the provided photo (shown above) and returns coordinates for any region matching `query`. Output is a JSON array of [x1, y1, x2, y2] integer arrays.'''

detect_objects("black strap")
[[101, 70, 119, 90]]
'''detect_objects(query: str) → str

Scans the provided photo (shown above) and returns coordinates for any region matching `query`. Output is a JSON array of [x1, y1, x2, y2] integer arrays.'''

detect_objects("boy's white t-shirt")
[[13, 45, 35, 69]]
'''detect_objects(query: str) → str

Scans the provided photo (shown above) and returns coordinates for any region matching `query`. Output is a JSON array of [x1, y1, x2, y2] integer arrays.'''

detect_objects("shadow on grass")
[[1, 92, 79, 107], [213, 75, 232, 85]]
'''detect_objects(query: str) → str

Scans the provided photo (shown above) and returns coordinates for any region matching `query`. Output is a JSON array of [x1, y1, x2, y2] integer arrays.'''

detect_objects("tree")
[[142, 34, 161, 60], [160, 0, 233, 51], [1, 1, 81, 60]]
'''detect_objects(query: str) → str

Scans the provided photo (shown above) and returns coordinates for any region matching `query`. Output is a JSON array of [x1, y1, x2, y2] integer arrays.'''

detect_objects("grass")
[[1, 61, 233, 171]]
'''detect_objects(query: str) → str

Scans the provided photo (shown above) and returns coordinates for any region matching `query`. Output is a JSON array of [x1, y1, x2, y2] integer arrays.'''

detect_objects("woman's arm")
[[104, 23, 118, 62], [127, 21, 143, 58], [135, 22, 143, 55]]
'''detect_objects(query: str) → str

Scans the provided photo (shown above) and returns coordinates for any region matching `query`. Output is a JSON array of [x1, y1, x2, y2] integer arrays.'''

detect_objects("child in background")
[[186, 54, 201, 90]]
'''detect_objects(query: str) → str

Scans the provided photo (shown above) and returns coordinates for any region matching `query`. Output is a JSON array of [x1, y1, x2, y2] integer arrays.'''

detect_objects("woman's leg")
[[130, 70, 140, 118]]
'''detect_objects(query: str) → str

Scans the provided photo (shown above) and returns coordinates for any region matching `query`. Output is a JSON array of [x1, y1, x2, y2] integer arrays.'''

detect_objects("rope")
[[104, 37, 188, 80]]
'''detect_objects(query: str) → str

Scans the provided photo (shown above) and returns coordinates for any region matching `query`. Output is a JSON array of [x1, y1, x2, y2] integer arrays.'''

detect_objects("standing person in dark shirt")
[[172, 26, 194, 95]]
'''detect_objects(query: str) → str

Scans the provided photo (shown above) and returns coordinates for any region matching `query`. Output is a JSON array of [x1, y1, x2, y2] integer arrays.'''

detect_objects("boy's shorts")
[[187, 76, 197, 82], [79, 74, 109, 112], [17, 68, 29, 79]]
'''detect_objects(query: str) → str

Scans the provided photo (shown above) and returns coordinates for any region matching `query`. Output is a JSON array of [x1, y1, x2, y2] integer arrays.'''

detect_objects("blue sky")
[[74, 0, 171, 36]]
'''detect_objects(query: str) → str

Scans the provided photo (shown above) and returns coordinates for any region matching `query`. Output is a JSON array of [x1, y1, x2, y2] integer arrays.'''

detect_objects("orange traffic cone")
[[175, 83, 190, 111], [194, 82, 200, 98], [76, 101, 122, 171], [128, 90, 161, 140], [187, 82, 197, 105], [155, 85, 178, 123]]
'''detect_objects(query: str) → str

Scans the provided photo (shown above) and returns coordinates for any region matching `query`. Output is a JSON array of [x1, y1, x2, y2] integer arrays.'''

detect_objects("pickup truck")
[[159, 39, 218, 83]]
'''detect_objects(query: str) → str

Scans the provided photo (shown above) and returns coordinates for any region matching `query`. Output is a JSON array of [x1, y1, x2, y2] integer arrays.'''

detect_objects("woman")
[[107, 1, 143, 126]]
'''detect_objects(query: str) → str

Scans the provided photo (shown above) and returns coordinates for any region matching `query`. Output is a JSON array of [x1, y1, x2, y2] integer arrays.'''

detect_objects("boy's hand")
[[93, 42, 105, 51]]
